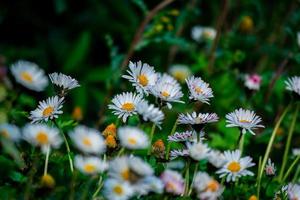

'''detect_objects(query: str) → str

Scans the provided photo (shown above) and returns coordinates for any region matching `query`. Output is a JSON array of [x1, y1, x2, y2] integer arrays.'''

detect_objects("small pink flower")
[[160, 170, 184, 195], [244, 74, 262, 90], [265, 158, 276, 176]]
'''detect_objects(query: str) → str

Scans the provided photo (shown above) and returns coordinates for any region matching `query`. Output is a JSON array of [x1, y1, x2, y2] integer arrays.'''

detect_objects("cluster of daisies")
[[1, 59, 300, 200]]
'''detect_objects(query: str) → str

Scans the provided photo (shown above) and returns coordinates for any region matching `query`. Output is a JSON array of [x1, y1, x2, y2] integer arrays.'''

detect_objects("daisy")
[[191, 26, 216, 42], [134, 176, 164, 195], [178, 112, 219, 128], [118, 126, 149, 150], [150, 74, 184, 109], [108, 92, 143, 122], [186, 76, 214, 104], [122, 61, 158, 95], [103, 179, 134, 200], [160, 169, 184, 195], [216, 150, 255, 182], [169, 64, 191, 83], [128, 156, 154, 177], [225, 108, 264, 135], [49, 72, 80, 92], [23, 124, 62, 152], [109, 156, 131, 182], [0, 123, 21, 142], [285, 76, 300, 96], [193, 172, 224, 200], [10, 60, 48, 91], [244, 74, 262, 91], [265, 158, 276, 176], [168, 130, 204, 143], [288, 183, 300, 200], [136, 100, 164, 128], [69, 125, 106, 154], [208, 150, 226, 168], [74, 155, 108, 175], [187, 141, 210, 161], [29, 96, 64, 123], [170, 149, 189, 160]]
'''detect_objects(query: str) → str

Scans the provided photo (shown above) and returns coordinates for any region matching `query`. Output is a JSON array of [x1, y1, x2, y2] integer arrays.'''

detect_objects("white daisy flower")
[[118, 126, 149, 150], [292, 148, 300, 156], [193, 172, 224, 200], [244, 74, 262, 91], [191, 26, 216, 42], [109, 156, 131, 182], [103, 178, 134, 200], [208, 150, 226, 168], [187, 141, 210, 161], [10, 60, 48, 91], [160, 169, 184, 195], [216, 150, 255, 182], [265, 158, 276, 176], [122, 61, 158, 95], [136, 100, 164, 128], [288, 183, 300, 200], [74, 155, 108, 175], [170, 149, 189, 160], [285, 76, 300, 96], [0, 123, 21, 142], [225, 108, 264, 135], [186, 76, 214, 104], [178, 112, 219, 127], [169, 64, 191, 83], [108, 92, 143, 122], [168, 130, 205, 143], [128, 156, 154, 177], [49, 72, 80, 92], [29, 96, 64, 123], [69, 125, 106, 154], [134, 176, 164, 195], [150, 73, 184, 109], [23, 124, 62, 152]]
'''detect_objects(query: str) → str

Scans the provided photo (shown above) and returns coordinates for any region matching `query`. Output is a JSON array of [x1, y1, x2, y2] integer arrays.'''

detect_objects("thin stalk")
[[279, 103, 299, 181], [92, 175, 103, 198], [147, 123, 156, 155], [166, 120, 178, 160], [282, 155, 300, 183], [257, 104, 291, 198], [292, 165, 300, 183], [117, 147, 125, 157], [256, 156, 262, 184], [184, 160, 190, 196], [188, 162, 199, 196], [238, 133, 245, 155], [43, 145, 50, 176]]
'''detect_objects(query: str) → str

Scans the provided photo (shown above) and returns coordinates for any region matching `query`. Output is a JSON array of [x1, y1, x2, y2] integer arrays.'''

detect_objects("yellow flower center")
[[161, 91, 170, 98], [121, 169, 130, 181], [138, 74, 149, 86], [248, 195, 258, 200], [83, 137, 92, 146], [206, 180, 219, 192], [43, 106, 54, 117], [173, 71, 186, 82], [166, 182, 176, 191], [128, 137, 137, 145], [0, 130, 9, 138], [113, 185, 124, 195], [239, 119, 250, 123], [41, 174, 55, 188], [227, 161, 241, 172], [122, 102, 135, 111], [194, 86, 203, 94], [84, 164, 96, 173], [36, 132, 49, 145], [20, 71, 33, 83]]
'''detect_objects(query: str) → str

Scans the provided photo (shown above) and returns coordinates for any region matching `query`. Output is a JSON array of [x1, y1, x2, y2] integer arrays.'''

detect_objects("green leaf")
[[9, 171, 27, 183]]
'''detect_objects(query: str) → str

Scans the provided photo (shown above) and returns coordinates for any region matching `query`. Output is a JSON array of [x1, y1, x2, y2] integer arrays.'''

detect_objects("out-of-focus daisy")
[[244, 74, 262, 91], [128, 156, 154, 177], [109, 156, 131, 182], [168, 130, 201, 143], [122, 61, 158, 95], [216, 150, 255, 182], [160, 169, 184, 195], [103, 178, 134, 200], [170, 149, 189, 160], [169, 64, 191, 83], [10, 60, 48, 91], [187, 141, 210, 161], [29, 96, 64, 123], [118, 126, 149, 150], [23, 124, 62, 152], [193, 172, 224, 200], [136, 100, 164, 128], [265, 158, 276, 176], [285, 76, 300, 96], [150, 74, 184, 109], [292, 148, 300, 156], [135, 176, 164, 195], [0, 123, 21, 142], [186, 76, 214, 104], [108, 92, 143, 122], [225, 108, 264, 135], [178, 112, 219, 131], [191, 26, 216, 42], [208, 150, 226, 168], [69, 125, 106, 154], [74, 155, 108, 175], [288, 183, 300, 200], [49, 72, 80, 92]]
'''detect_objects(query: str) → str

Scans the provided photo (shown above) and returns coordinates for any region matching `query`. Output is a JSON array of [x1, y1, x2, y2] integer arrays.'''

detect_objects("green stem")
[[257, 104, 291, 198], [53, 120, 74, 172], [43, 145, 50, 176], [282, 155, 300, 183], [238, 133, 245, 155], [292, 165, 300, 183], [184, 159, 190, 196], [256, 156, 262, 184], [188, 162, 199, 196], [147, 123, 156, 155], [279, 103, 299, 181], [92, 175, 103, 198], [117, 147, 125, 157], [166, 120, 178, 160]]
